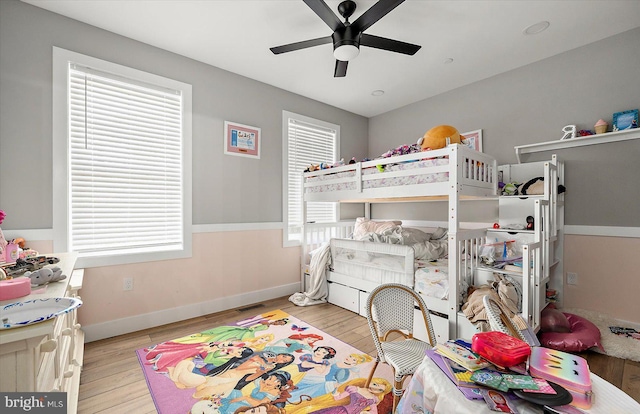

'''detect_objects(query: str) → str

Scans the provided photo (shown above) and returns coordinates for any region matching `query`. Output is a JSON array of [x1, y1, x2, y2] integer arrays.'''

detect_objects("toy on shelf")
[[594, 119, 608, 134], [24, 266, 67, 287]]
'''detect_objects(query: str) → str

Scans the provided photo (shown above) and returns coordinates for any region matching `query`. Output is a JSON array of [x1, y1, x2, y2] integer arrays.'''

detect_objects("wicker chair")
[[365, 283, 436, 411], [482, 294, 537, 346]]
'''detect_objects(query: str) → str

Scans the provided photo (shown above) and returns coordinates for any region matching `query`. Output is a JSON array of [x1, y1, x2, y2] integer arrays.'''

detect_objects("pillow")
[[352, 217, 401, 239], [540, 307, 571, 333], [539, 313, 604, 352]]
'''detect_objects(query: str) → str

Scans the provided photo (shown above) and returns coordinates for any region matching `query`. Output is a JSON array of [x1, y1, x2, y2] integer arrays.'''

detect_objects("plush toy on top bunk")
[[417, 124, 463, 151], [303, 158, 347, 173]]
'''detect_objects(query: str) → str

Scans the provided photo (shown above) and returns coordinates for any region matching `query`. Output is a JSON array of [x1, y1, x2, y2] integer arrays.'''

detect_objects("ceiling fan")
[[270, 0, 421, 77]]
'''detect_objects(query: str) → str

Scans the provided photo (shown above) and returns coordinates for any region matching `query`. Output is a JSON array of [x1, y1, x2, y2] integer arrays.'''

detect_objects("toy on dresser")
[[24, 267, 67, 287], [529, 347, 593, 409]]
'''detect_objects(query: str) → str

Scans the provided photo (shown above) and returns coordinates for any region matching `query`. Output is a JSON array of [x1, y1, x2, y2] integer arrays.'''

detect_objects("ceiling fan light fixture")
[[334, 44, 360, 61]]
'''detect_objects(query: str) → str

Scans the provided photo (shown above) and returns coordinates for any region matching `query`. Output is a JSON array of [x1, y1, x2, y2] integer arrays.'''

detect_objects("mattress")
[[414, 260, 450, 300]]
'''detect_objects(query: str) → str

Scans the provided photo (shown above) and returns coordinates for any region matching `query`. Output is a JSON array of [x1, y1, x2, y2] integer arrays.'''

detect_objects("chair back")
[[366, 283, 436, 358], [482, 294, 532, 344]]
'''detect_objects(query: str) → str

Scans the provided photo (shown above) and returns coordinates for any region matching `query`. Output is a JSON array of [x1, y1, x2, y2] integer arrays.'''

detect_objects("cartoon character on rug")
[[193, 352, 295, 399], [144, 340, 251, 373], [233, 402, 286, 414], [189, 394, 222, 414], [174, 319, 289, 344], [194, 335, 275, 375], [264, 333, 324, 355], [285, 377, 392, 414], [287, 346, 337, 400], [168, 347, 256, 389], [218, 371, 292, 413], [324, 353, 373, 394]]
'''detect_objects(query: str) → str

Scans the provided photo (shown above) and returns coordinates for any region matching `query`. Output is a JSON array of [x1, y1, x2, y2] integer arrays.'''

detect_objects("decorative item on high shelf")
[[612, 109, 638, 131], [594, 119, 608, 134], [560, 125, 576, 140]]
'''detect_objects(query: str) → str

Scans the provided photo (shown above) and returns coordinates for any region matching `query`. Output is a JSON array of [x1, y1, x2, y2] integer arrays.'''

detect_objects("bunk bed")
[[299, 144, 498, 342]]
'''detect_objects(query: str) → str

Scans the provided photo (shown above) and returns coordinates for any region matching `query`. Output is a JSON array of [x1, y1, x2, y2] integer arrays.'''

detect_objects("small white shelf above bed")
[[515, 128, 640, 163]]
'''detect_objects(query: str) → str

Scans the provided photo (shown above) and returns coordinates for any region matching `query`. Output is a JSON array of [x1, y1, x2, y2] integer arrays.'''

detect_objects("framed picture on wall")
[[461, 129, 483, 152], [224, 121, 261, 159], [612, 109, 638, 131]]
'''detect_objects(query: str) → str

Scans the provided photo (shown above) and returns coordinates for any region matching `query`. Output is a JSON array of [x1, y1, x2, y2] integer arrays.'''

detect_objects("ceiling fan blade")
[[303, 0, 345, 32], [352, 0, 405, 33], [334, 60, 348, 77], [270, 36, 333, 54], [361, 33, 421, 55]]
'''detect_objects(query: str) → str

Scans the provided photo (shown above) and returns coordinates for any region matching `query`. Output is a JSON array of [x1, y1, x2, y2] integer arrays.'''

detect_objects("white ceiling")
[[23, 0, 640, 118]]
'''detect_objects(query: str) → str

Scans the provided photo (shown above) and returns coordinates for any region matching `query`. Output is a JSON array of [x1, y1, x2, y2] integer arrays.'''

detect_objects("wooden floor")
[[78, 296, 640, 413]]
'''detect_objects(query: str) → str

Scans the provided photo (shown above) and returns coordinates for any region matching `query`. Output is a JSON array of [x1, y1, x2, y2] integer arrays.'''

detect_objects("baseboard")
[[82, 282, 300, 342]]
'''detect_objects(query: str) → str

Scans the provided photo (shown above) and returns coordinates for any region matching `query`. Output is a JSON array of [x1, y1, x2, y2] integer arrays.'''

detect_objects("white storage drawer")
[[327, 281, 359, 314]]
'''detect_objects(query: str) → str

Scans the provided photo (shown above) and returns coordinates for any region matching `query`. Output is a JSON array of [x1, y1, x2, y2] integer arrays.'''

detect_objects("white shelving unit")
[[482, 155, 564, 332], [514, 128, 640, 163]]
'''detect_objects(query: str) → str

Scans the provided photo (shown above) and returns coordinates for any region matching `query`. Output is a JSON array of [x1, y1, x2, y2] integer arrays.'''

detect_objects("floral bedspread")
[[305, 158, 449, 193]]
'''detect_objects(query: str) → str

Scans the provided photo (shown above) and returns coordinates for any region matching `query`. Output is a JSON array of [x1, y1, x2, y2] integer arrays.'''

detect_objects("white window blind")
[[67, 64, 184, 255], [284, 113, 338, 245]]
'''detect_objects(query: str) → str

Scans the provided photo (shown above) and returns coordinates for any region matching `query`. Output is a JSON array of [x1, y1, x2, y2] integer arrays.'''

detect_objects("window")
[[282, 111, 339, 247], [53, 47, 192, 268]]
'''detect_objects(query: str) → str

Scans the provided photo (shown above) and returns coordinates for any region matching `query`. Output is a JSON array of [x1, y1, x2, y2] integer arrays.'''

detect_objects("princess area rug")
[[136, 309, 395, 414]]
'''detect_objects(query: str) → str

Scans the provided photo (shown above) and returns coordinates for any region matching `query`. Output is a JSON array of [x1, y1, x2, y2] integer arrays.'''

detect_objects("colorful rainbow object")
[[529, 347, 593, 409]]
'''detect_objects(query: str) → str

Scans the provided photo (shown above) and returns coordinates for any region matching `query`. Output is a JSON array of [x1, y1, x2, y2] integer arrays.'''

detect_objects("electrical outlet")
[[123, 277, 134, 291], [567, 272, 578, 285]]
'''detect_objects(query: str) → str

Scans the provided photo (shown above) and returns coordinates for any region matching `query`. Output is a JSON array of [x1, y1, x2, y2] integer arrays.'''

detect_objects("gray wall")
[[369, 28, 640, 227], [2, 0, 639, 230], [0, 0, 368, 230]]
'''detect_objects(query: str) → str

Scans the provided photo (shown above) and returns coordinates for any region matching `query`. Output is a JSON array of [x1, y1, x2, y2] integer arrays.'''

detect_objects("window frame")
[[52, 47, 192, 268], [282, 111, 340, 247]]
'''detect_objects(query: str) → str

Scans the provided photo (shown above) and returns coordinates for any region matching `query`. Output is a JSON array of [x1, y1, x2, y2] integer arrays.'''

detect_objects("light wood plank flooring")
[[78, 296, 640, 413]]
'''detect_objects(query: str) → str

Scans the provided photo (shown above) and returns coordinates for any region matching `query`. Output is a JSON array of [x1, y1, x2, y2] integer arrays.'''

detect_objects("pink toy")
[[539, 313, 603, 352], [529, 347, 593, 409], [471, 331, 530, 368], [0, 277, 31, 301]]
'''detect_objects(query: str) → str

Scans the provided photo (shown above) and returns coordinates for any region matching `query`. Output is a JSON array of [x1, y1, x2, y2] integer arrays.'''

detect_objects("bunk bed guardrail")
[[302, 144, 497, 202]]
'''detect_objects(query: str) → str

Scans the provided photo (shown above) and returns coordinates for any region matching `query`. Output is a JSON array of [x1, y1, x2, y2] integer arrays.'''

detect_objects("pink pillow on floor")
[[540, 307, 571, 333], [539, 313, 604, 352]]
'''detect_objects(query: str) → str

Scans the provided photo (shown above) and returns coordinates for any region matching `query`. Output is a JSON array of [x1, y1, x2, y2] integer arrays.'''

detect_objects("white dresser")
[[0, 253, 83, 414]]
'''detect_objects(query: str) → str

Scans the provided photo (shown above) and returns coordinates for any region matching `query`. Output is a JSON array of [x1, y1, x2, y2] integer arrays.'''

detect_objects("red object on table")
[[471, 331, 531, 368]]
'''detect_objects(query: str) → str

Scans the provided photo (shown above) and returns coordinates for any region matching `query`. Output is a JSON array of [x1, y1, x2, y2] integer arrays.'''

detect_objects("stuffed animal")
[[517, 177, 566, 196], [418, 125, 462, 151], [24, 266, 66, 287]]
